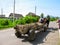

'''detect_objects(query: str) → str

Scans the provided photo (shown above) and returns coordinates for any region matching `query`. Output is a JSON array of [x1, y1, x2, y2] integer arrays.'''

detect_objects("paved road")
[[0, 22, 59, 45]]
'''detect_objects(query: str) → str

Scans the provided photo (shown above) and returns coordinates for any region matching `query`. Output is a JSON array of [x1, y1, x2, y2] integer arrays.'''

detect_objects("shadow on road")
[[28, 31, 50, 45], [16, 27, 58, 45], [29, 28, 58, 45]]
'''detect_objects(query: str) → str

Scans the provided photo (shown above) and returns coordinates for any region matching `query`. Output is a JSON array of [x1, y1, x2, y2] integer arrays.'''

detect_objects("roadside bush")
[[24, 16, 39, 23], [0, 16, 39, 29], [50, 17, 57, 21], [1, 20, 9, 26], [15, 16, 39, 25], [0, 19, 14, 29], [0, 19, 13, 26], [15, 18, 26, 25]]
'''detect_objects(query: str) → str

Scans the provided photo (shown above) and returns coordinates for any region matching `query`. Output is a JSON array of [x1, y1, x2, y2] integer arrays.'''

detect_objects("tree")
[[56, 17, 59, 20], [40, 13, 44, 18], [47, 15, 50, 20]]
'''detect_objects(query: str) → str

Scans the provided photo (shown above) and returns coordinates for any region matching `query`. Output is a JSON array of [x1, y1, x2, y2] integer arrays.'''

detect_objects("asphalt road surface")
[[0, 22, 59, 45]]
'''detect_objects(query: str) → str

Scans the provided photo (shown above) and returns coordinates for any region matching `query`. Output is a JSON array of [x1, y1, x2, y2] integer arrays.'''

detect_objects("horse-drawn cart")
[[14, 22, 47, 41]]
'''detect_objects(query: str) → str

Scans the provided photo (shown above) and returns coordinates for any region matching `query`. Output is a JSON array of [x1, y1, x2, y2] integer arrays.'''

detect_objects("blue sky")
[[0, 0, 60, 17]]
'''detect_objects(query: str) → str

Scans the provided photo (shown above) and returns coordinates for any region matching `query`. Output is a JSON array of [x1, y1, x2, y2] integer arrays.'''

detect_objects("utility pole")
[[13, 0, 15, 23], [35, 0, 37, 15], [1, 8, 3, 15], [35, 6, 37, 15]]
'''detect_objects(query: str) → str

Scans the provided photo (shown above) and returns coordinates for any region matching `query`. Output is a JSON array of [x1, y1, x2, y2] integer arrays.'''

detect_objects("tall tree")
[[56, 17, 59, 19], [40, 13, 44, 18], [47, 15, 50, 21]]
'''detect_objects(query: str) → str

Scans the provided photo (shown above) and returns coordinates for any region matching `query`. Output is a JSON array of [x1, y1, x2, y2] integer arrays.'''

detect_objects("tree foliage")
[[40, 13, 44, 18]]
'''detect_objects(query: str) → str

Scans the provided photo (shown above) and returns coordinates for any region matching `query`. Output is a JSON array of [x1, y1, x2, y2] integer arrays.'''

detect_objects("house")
[[26, 12, 40, 17], [0, 15, 5, 18], [9, 13, 23, 20]]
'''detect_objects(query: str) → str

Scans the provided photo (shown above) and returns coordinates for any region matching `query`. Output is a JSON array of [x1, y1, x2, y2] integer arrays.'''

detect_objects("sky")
[[0, 0, 60, 17]]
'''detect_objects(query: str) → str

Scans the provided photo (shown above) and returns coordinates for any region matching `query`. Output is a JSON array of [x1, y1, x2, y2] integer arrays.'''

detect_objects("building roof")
[[9, 13, 23, 18], [0, 15, 5, 18], [26, 12, 40, 17]]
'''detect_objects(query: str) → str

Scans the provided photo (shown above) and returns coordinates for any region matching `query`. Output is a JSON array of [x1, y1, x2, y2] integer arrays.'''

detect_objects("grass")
[[0, 26, 13, 30], [0, 24, 15, 30], [58, 38, 60, 45]]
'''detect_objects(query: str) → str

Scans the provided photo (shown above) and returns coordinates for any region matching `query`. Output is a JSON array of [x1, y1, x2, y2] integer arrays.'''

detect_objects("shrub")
[[50, 17, 57, 21], [15, 18, 26, 25], [15, 16, 39, 25], [0, 16, 40, 29], [24, 16, 39, 23]]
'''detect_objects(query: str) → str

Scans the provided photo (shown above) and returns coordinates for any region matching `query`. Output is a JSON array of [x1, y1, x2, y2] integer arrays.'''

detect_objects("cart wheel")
[[44, 27, 47, 32], [15, 31, 21, 38], [28, 30, 36, 41]]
